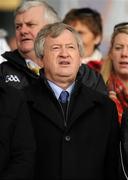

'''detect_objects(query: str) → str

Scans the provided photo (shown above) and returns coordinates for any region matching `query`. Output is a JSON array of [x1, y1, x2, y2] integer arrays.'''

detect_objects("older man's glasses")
[[114, 22, 128, 31]]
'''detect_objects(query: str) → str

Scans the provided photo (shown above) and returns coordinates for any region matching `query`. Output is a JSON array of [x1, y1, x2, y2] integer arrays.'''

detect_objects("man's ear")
[[94, 35, 102, 45]]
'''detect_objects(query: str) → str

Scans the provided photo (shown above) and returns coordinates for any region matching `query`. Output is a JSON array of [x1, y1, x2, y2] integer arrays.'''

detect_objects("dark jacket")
[[120, 108, 128, 179], [0, 83, 35, 180], [1, 50, 39, 89], [1, 50, 107, 94], [25, 75, 119, 180]]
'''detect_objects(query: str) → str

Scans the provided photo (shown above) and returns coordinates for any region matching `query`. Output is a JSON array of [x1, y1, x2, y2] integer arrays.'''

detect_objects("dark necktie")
[[59, 91, 69, 103], [59, 91, 69, 114]]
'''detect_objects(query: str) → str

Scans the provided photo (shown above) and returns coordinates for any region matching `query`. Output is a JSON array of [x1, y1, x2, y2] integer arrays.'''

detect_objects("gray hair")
[[14, 0, 60, 24], [35, 22, 85, 58]]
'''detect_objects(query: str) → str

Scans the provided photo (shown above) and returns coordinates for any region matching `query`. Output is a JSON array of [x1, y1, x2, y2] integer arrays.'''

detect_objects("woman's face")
[[70, 20, 101, 57], [111, 32, 128, 80]]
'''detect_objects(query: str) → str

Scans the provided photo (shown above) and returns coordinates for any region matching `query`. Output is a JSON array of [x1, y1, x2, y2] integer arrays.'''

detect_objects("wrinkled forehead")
[[44, 29, 78, 45]]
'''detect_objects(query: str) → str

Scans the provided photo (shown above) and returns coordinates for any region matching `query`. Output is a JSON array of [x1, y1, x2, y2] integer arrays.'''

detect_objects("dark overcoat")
[[25, 78, 119, 180], [0, 84, 36, 179]]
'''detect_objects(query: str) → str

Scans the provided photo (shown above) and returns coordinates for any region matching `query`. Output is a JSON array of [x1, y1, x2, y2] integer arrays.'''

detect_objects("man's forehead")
[[46, 30, 75, 39], [44, 34, 78, 48]]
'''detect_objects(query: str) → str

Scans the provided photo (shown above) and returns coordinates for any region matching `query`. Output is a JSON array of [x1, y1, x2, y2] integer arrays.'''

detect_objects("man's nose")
[[59, 47, 69, 57], [20, 25, 29, 34]]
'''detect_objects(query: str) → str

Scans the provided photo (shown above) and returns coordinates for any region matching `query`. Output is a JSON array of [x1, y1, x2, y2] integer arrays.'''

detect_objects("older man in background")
[[0, 0, 60, 89]]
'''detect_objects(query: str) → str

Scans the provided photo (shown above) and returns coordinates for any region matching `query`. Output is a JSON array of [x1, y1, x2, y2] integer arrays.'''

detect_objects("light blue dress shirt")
[[47, 80, 75, 101]]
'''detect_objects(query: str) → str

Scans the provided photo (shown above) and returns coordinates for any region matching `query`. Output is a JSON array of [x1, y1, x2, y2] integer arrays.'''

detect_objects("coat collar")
[[26, 78, 106, 130], [2, 49, 27, 67], [67, 84, 105, 129]]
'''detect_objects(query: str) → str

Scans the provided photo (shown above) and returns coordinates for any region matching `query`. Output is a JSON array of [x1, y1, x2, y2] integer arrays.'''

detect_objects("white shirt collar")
[[82, 49, 102, 64], [25, 59, 41, 69]]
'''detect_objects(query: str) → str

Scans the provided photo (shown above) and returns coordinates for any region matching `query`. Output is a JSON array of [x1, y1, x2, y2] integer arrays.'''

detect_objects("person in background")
[[0, 0, 60, 89], [25, 22, 119, 180], [63, 7, 103, 72], [0, 29, 10, 63], [101, 22, 128, 179], [101, 22, 128, 124], [0, 83, 35, 179]]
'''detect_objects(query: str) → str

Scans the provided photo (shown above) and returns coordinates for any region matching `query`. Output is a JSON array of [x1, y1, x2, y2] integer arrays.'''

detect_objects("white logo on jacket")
[[5, 75, 20, 83]]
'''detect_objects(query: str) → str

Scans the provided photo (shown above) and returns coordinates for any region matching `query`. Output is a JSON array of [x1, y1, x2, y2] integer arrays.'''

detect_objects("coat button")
[[65, 135, 71, 141]]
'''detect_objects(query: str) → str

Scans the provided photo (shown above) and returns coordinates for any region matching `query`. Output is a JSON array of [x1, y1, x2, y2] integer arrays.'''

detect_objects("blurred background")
[[0, 0, 128, 55]]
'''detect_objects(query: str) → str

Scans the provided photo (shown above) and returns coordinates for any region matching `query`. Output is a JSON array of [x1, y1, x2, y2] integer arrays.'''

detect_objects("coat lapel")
[[26, 83, 65, 130], [67, 86, 105, 129], [26, 80, 105, 131], [33, 97, 64, 129]]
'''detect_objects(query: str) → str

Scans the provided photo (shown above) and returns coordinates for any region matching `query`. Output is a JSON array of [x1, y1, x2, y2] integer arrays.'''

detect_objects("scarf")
[[107, 73, 128, 123]]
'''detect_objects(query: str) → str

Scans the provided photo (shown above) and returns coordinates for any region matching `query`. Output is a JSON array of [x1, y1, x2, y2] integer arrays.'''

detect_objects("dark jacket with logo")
[[0, 50, 107, 94], [0, 50, 39, 89]]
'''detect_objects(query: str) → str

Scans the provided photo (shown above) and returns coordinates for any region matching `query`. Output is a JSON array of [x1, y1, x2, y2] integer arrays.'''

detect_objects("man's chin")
[[58, 74, 76, 81], [59, 74, 71, 77], [18, 44, 33, 52], [18, 49, 33, 57], [21, 48, 33, 53]]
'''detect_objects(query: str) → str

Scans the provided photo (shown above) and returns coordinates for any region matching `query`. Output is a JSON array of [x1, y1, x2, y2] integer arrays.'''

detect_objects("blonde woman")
[[101, 23, 128, 179], [101, 22, 128, 124]]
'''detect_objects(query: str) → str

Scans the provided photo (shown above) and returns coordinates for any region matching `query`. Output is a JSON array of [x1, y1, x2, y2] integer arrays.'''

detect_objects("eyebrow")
[[50, 43, 76, 46]]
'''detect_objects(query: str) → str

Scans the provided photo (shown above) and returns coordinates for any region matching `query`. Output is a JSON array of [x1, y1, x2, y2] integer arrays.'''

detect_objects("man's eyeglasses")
[[114, 22, 128, 31]]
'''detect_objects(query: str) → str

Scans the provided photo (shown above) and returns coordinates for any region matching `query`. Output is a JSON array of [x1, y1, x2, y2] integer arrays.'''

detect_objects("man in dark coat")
[[0, 83, 35, 179], [25, 22, 119, 180]]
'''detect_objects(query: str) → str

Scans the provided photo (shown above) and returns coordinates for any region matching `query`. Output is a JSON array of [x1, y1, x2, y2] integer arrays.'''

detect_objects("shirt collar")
[[25, 59, 41, 75], [82, 49, 102, 64], [47, 80, 75, 100]]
